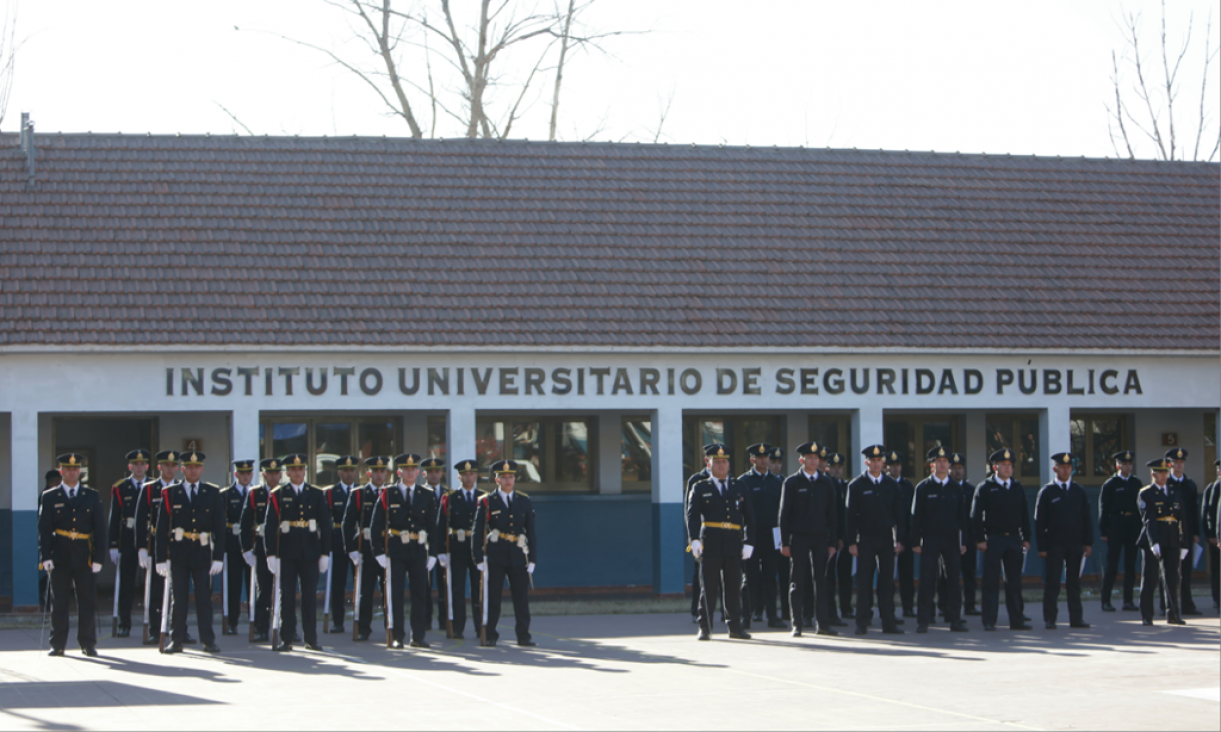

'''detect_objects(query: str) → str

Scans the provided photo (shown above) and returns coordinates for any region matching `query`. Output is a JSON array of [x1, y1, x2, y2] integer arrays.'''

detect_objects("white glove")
[[319, 555, 330, 573], [1151, 544, 1162, 557], [137, 548, 150, 569], [243, 551, 256, 567], [527, 562, 535, 574], [476, 561, 487, 573], [741, 544, 754, 561], [348, 551, 362, 566], [267, 556, 280, 575], [1179, 548, 1189, 560], [109, 549, 120, 565], [156, 562, 169, 577], [690, 540, 703, 560], [375, 554, 389, 569], [426, 556, 437, 572], [438, 553, 449, 568], [41, 559, 54, 572], [92, 562, 102, 574], [209, 560, 223, 576]]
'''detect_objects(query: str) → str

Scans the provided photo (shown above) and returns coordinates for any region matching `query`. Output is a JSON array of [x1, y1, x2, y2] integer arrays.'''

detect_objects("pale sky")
[[4, 0, 1219, 160]]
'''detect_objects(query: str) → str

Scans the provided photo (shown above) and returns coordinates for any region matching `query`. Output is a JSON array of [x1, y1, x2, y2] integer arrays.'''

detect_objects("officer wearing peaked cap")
[[1099, 450, 1142, 612], [946, 452, 981, 616], [886, 451, 917, 619], [371, 453, 440, 648], [474, 460, 539, 646], [343, 456, 390, 641], [685, 444, 721, 624], [778, 442, 838, 636], [39, 453, 107, 656], [846, 445, 905, 635], [136, 450, 180, 644], [240, 458, 280, 642], [1035, 453, 1093, 630], [739, 443, 784, 629], [263, 453, 332, 652], [911, 446, 969, 633], [219, 460, 256, 635], [323, 455, 361, 634], [108, 449, 150, 638], [822, 453, 852, 622], [1204, 458, 1221, 611], [971, 448, 1032, 631], [438, 460, 486, 639], [688, 444, 756, 641], [1164, 448, 1202, 616], [419, 457, 450, 631], [1137, 458, 1186, 625]]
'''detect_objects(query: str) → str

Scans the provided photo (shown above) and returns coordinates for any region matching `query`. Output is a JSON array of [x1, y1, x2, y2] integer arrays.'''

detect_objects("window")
[[884, 415, 960, 479], [1205, 413, 1217, 485], [808, 415, 852, 460], [261, 416, 401, 485], [475, 417, 595, 493], [426, 416, 447, 461], [985, 414, 1040, 481], [682, 415, 784, 479], [1069, 414, 1131, 484], [622, 417, 652, 493]]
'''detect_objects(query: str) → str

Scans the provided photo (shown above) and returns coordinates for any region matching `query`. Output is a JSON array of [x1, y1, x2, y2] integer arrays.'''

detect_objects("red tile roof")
[[1, 134, 1217, 350]]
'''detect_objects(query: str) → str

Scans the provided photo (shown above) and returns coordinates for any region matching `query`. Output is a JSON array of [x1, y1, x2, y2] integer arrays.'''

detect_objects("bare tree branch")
[[215, 102, 255, 135], [0, 1, 22, 131], [652, 87, 674, 144], [548, 0, 574, 141]]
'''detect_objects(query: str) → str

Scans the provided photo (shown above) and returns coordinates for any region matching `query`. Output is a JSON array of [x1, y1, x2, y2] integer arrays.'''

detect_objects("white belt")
[[125, 517, 136, 529]]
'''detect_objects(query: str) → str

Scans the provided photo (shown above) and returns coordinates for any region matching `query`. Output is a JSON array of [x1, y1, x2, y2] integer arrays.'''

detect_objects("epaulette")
[[515, 490, 529, 498], [113, 478, 128, 488], [269, 485, 283, 495]]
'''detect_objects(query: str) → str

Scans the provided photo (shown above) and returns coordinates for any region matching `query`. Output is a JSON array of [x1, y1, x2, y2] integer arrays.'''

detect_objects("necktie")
[[466, 491, 472, 505], [187, 484, 194, 502], [506, 493, 512, 510]]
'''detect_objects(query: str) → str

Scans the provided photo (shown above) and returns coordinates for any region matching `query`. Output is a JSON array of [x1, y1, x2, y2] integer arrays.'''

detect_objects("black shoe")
[[517, 640, 537, 647], [767, 619, 788, 629], [79, 646, 97, 657], [854, 627, 868, 636], [728, 630, 752, 640], [815, 627, 838, 637], [453, 632, 466, 640], [202, 643, 221, 653], [329, 624, 345, 633], [356, 631, 370, 641], [162, 642, 183, 654], [902, 610, 917, 618], [271, 642, 292, 652], [892, 617, 905, 625], [964, 607, 981, 616], [951, 622, 969, 632], [882, 627, 904, 635], [481, 637, 498, 647], [916, 624, 929, 634], [1141, 618, 1153, 626], [829, 619, 848, 627], [791, 627, 803, 637], [49, 648, 65, 657], [1122, 602, 1139, 611], [1101, 603, 1116, 612], [1045, 622, 1057, 630], [142, 637, 159, 646], [1182, 607, 1202, 616], [305, 642, 324, 651], [390, 640, 405, 649], [1069, 623, 1091, 629], [184, 635, 197, 644], [983, 624, 997, 631], [409, 640, 430, 649], [252, 632, 269, 643], [116, 627, 130, 638], [1022, 615, 1032, 623], [751, 612, 763, 623], [741, 619, 751, 630], [1168, 617, 1187, 626], [226, 625, 238, 636], [1012, 624, 1033, 631]]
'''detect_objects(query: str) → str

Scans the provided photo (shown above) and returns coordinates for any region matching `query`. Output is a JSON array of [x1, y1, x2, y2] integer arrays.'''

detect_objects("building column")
[[446, 405, 476, 488], [229, 407, 261, 466], [651, 404, 685, 595], [596, 412, 622, 495], [784, 411, 806, 474], [1040, 405, 1071, 488], [10, 409, 41, 608], [964, 410, 988, 485], [852, 406, 885, 477]]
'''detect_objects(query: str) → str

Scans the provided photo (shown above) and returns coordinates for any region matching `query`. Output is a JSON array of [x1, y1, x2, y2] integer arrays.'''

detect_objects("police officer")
[[687, 445, 756, 641], [343, 456, 389, 641], [971, 448, 1032, 631], [1137, 457, 1186, 626], [135, 450, 179, 645], [371, 453, 439, 649], [323, 455, 360, 634], [769, 446, 792, 622], [685, 446, 716, 624], [1098, 450, 1142, 612], [39, 453, 107, 656], [107, 448, 149, 637], [154, 451, 225, 654], [263, 453, 332, 652], [240, 458, 279, 642], [826, 452, 854, 622], [846, 445, 905, 635], [739, 443, 784, 630], [779, 442, 837, 636], [437, 459, 485, 639], [1204, 458, 1221, 611], [949, 453, 980, 616], [911, 446, 969, 633], [1035, 453, 1094, 630], [219, 459, 255, 636], [1165, 448, 1202, 615], [420, 457, 449, 631], [473, 459, 539, 647], [887, 451, 917, 619]]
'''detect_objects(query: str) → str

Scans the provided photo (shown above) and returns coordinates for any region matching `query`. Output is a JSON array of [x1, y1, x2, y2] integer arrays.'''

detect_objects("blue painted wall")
[[11, 510, 40, 606], [532, 494, 654, 589], [0, 509, 10, 598]]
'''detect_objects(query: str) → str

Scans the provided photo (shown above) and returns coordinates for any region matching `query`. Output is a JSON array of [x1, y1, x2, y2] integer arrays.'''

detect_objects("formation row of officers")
[[37, 450, 538, 656], [685, 441, 1219, 640]]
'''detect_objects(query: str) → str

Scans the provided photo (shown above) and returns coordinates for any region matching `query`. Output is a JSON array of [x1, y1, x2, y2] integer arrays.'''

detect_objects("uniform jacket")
[[342, 483, 382, 556], [239, 484, 271, 555], [845, 473, 903, 545], [910, 476, 968, 548], [684, 469, 710, 518], [778, 470, 837, 548], [1034, 481, 1094, 551], [686, 476, 757, 555], [370, 483, 440, 558], [108, 476, 142, 553], [738, 469, 783, 534], [958, 480, 976, 546], [1203, 479, 1220, 542], [38, 484, 107, 568], [438, 487, 486, 558], [1167, 474, 1200, 538], [834, 478, 850, 543], [219, 483, 251, 553], [970, 477, 1031, 543], [896, 476, 916, 543], [135, 479, 172, 554], [324, 483, 354, 555], [155, 481, 226, 567], [473, 490, 538, 567], [1137, 483, 1185, 550], [262, 484, 332, 562], [1098, 473, 1142, 536]]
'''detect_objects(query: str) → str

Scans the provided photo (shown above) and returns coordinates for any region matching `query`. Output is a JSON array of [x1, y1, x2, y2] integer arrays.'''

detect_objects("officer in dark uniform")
[[1035, 453, 1094, 630], [911, 446, 969, 633], [240, 458, 280, 642], [687, 444, 756, 641], [886, 451, 917, 619], [323, 455, 360, 633], [971, 448, 1032, 631], [473, 459, 539, 647], [825, 452, 854, 621], [1204, 458, 1221, 611], [846, 445, 905, 635], [947, 453, 980, 616], [779, 442, 837, 636], [420, 457, 450, 631], [1165, 448, 1201, 615], [437, 459, 485, 639], [371, 453, 439, 648], [685, 446, 716, 623], [739, 443, 784, 629], [1098, 450, 1142, 612], [154, 451, 225, 654], [136, 451, 179, 645], [769, 446, 791, 621], [39, 453, 107, 656], [343, 456, 389, 641], [107, 448, 149, 638], [263, 453, 332, 652], [1137, 457, 1186, 626], [219, 459, 255, 636]]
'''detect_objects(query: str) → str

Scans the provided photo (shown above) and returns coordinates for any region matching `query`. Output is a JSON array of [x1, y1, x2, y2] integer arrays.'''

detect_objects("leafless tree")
[[0, 2, 20, 131], [1106, 1, 1219, 161]]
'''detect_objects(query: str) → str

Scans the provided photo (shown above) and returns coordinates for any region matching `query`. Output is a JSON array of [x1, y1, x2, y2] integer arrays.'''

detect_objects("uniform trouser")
[[1209, 542, 1220, 607], [486, 562, 531, 643], [252, 550, 273, 634], [698, 553, 743, 635], [981, 535, 1024, 628], [789, 536, 830, 628], [354, 552, 385, 634], [115, 548, 138, 629], [223, 547, 250, 627], [170, 561, 215, 645], [920, 542, 962, 625], [743, 546, 780, 621], [689, 561, 702, 616], [1179, 545, 1198, 610], [896, 547, 915, 612], [426, 564, 449, 629], [1041, 544, 1085, 625], [1102, 516, 1140, 605], [50, 562, 97, 651], [447, 549, 482, 636], [326, 549, 348, 626], [961, 546, 978, 608], [146, 561, 165, 635], [835, 547, 854, 615], [855, 537, 897, 630], [1141, 538, 1181, 621], [387, 553, 428, 643], [278, 556, 320, 645]]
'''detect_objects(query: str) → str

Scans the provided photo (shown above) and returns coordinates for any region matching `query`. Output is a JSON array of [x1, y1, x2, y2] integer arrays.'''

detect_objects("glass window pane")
[[511, 422, 544, 483], [1018, 418, 1040, 478], [741, 420, 777, 449], [1092, 418, 1123, 477], [357, 421, 397, 460], [314, 422, 350, 485], [1070, 419, 1087, 475], [272, 423, 308, 461], [700, 421, 726, 450], [558, 421, 591, 483], [622, 419, 652, 484], [426, 417, 447, 461], [986, 421, 1012, 457], [809, 419, 840, 455], [884, 419, 914, 477]]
